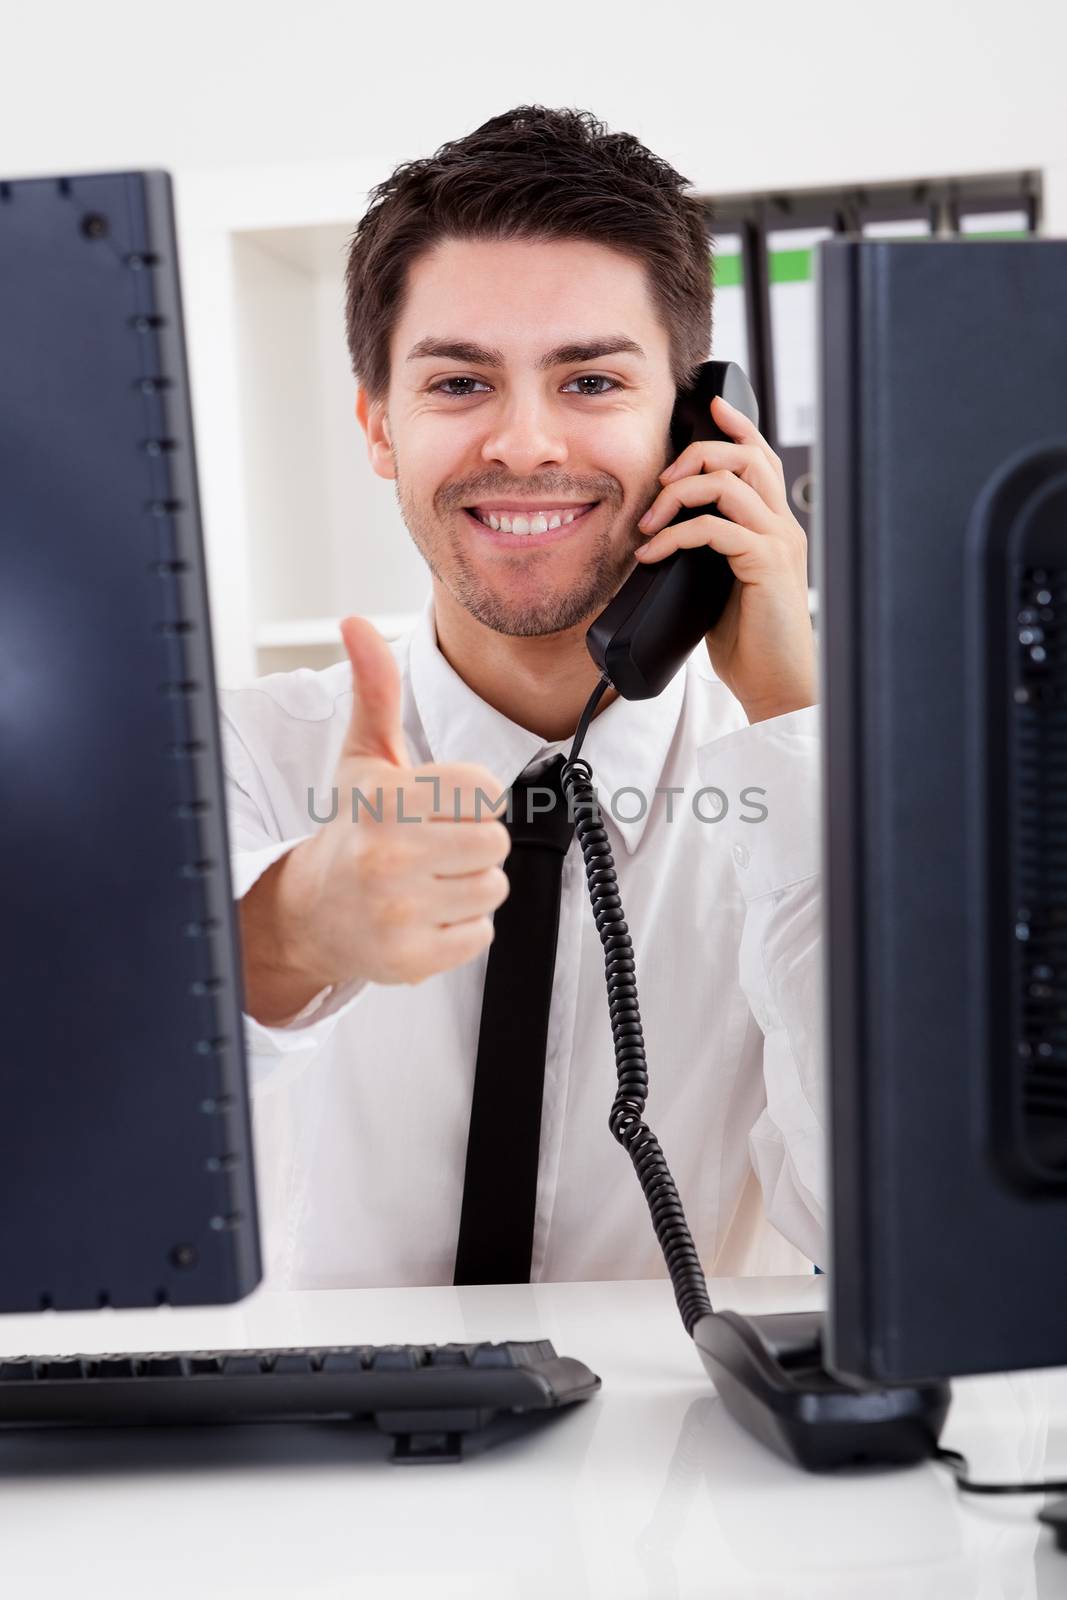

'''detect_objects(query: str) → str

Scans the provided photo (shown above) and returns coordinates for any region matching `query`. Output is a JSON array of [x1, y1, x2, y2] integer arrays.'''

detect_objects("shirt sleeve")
[[695, 702, 826, 1267], [219, 704, 369, 1086]]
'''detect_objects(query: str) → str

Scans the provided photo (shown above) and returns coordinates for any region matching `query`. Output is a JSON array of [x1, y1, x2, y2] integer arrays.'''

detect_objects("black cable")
[[935, 1446, 1067, 1497], [567, 674, 610, 765], [563, 676, 714, 1337]]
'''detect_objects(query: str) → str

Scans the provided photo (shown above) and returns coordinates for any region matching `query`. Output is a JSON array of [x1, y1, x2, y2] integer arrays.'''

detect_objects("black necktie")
[[454, 755, 575, 1284]]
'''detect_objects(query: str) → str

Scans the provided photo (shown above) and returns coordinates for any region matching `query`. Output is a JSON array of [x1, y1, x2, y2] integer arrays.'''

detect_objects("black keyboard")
[[0, 1339, 600, 1462]]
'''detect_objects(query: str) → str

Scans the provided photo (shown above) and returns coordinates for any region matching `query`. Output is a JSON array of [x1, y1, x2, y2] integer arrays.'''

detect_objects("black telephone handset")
[[585, 360, 759, 700]]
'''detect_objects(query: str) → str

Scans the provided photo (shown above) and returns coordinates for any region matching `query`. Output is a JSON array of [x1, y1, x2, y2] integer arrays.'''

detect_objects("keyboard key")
[[272, 1352, 315, 1375], [429, 1345, 471, 1367], [36, 1360, 86, 1380], [469, 1343, 517, 1368], [370, 1347, 419, 1371], [0, 1361, 35, 1381], [221, 1354, 263, 1376], [91, 1357, 136, 1379], [141, 1357, 185, 1377], [320, 1351, 361, 1374], [187, 1356, 223, 1375]]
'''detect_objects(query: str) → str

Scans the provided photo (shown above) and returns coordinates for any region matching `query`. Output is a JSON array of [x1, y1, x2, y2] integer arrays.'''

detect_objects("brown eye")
[[432, 376, 491, 397], [563, 374, 619, 395]]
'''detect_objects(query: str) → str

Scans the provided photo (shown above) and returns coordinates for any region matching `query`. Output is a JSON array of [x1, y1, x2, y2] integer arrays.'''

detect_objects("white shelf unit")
[[255, 613, 420, 650], [253, 612, 420, 678], [175, 163, 431, 688], [233, 221, 431, 681]]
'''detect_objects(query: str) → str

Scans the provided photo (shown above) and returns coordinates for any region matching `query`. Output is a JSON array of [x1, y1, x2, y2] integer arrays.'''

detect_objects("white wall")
[[6, 0, 1065, 681], [7, 0, 1065, 200]]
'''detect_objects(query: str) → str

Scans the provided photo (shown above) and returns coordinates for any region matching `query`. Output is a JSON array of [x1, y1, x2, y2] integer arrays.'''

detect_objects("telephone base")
[[692, 1310, 951, 1472]]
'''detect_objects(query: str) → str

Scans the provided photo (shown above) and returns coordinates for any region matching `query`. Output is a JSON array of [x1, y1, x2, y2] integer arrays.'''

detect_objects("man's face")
[[362, 236, 678, 638]]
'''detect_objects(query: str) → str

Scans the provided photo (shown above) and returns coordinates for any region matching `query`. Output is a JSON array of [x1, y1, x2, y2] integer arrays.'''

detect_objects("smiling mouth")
[[464, 502, 598, 535]]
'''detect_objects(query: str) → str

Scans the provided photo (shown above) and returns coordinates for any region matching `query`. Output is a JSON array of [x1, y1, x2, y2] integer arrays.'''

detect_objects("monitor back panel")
[[0, 172, 260, 1310], [818, 237, 1067, 1382]]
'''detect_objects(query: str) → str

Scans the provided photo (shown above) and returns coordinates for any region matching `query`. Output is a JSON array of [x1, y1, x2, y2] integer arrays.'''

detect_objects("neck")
[[431, 583, 619, 742]]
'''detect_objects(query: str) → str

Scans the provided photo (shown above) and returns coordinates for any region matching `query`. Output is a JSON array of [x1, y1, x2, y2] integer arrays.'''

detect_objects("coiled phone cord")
[[562, 675, 714, 1337]]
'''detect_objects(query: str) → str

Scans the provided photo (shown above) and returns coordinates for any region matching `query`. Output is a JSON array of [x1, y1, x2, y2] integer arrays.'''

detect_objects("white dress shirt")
[[220, 596, 825, 1290]]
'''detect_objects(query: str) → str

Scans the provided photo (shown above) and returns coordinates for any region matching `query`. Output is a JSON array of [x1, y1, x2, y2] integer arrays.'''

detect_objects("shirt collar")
[[408, 593, 687, 855]]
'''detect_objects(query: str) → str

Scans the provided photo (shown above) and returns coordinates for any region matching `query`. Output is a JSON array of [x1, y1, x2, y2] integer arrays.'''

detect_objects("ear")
[[356, 386, 396, 481]]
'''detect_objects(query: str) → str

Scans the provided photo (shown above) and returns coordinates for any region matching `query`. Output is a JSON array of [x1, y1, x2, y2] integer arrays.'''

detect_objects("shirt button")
[[733, 843, 749, 869]]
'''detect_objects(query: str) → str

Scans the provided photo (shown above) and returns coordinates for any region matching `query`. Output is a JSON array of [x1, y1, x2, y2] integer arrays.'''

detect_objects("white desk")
[[0, 1275, 1063, 1597]]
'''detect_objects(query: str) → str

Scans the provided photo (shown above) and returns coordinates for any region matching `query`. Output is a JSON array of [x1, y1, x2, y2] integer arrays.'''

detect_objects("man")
[[225, 106, 823, 1290]]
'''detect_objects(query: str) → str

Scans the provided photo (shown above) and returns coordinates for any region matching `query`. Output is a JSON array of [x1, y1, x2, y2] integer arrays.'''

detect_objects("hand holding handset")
[[585, 360, 759, 700]]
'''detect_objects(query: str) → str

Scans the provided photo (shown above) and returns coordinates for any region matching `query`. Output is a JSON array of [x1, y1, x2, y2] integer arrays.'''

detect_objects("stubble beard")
[[394, 463, 667, 640]]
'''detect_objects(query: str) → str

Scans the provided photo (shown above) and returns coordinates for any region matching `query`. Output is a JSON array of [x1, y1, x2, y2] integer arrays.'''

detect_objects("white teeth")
[[473, 506, 588, 533]]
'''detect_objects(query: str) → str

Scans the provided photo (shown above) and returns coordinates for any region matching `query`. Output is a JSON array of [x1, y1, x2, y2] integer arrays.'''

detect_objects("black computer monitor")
[[0, 171, 260, 1312], [817, 235, 1067, 1383]]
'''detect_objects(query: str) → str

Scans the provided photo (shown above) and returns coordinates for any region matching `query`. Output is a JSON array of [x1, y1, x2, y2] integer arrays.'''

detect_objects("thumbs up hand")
[[246, 617, 512, 1015]]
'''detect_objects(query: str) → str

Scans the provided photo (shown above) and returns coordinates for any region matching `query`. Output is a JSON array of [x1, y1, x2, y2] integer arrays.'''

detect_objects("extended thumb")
[[339, 616, 410, 767]]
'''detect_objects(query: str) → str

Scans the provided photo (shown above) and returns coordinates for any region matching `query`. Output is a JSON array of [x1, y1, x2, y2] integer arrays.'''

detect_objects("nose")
[[479, 387, 568, 475]]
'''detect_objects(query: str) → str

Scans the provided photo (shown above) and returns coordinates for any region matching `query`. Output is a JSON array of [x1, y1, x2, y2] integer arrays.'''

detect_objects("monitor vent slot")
[[1012, 563, 1067, 1170]]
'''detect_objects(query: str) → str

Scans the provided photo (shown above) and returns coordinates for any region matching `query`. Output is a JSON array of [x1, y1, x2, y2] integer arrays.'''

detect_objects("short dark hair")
[[344, 106, 713, 400]]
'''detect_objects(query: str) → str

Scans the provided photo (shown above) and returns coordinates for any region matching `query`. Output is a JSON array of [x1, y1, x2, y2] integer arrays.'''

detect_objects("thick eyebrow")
[[537, 337, 645, 369], [405, 335, 646, 369], [406, 338, 505, 366]]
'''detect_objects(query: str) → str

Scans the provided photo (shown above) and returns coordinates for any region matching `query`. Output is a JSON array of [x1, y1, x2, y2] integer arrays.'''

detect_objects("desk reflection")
[[623, 1378, 1059, 1599]]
